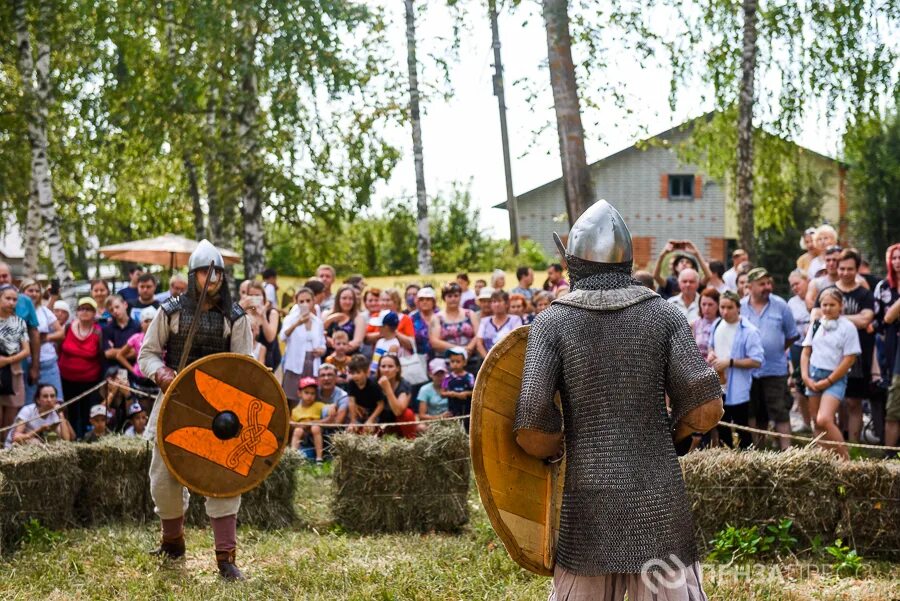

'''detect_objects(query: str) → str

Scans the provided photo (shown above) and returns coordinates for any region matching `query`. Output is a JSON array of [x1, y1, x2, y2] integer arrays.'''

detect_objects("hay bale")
[[72, 437, 154, 525], [682, 448, 900, 559], [0, 443, 82, 551], [835, 459, 900, 559], [682, 447, 843, 551], [185, 448, 302, 528], [331, 423, 470, 533]]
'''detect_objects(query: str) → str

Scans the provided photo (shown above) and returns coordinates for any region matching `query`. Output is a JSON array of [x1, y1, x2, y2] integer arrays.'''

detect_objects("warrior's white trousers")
[[146, 394, 241, 519]]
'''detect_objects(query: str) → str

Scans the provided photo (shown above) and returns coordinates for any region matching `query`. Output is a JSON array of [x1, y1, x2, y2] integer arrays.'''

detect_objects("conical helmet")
[[188, 239, 225, 272], [553, 199, 632, 264]]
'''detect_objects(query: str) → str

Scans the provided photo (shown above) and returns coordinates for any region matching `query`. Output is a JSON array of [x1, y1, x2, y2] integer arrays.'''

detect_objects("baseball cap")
[[89, 404, 107, 419], [477, 286, 495, 300], [416, 287, 436, 300], [447, 346, 468, 361], [428, 357, 448, 374], [721, 290, 741, 304], [746, 267, 771, 283], [140, 306, 158, 323], [53, 300, 71, 314], [126, 402, 145, 418], [298, 376, 318, 391], [77, 297, 98, 311], [381, 311, 399, 328]]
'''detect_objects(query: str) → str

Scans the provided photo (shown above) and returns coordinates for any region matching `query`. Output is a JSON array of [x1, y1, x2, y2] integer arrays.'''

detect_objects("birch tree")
[[13, 0, 74, 300], [668, 0, 900, 251], [404, 0, 433, 275], [235, 13, 265, 278], [736, 0, 758, 259]]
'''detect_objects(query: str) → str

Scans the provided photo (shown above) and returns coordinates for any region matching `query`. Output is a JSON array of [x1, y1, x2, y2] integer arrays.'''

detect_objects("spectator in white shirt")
[[262, 268, 278, 307], [723, 249, 749, 291], [667, 268, 701, 323], [280, 287, 326, 407]]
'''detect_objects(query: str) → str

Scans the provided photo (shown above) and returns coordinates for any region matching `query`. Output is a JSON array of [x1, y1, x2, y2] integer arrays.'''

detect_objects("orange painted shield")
[[157, 353, 290, 498]]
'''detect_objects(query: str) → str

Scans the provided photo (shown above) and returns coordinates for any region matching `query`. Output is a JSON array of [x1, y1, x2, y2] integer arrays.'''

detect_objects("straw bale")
[[331, 424, 470, 533], [185, 448, 302, 528], [72, 437, 154, 525], [681, 447, 900, 558], [0, 443, 82, 551], [834, 458, 900, 559]]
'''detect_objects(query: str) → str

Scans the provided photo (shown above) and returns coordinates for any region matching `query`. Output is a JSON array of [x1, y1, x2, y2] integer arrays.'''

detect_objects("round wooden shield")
[[471, 325, 565, 577], [157, 353, 290, 498]]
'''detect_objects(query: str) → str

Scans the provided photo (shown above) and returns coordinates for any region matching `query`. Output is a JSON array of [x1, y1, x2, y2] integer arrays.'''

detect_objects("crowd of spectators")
[[3, 223, 899, 466], [650, 226, 899, 460]]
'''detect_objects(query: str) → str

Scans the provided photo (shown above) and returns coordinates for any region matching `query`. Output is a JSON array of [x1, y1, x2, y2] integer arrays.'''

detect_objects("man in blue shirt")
[[741, 268, 800, 450], [0, 263, 40, 387]]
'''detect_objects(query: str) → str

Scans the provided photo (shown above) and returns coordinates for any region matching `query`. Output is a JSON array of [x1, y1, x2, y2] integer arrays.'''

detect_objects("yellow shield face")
[[470, 326, 564, 576]]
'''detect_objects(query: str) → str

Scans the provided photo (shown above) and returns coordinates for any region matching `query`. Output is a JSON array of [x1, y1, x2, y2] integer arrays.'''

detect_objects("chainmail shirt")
[[514, 262, 722, 575]]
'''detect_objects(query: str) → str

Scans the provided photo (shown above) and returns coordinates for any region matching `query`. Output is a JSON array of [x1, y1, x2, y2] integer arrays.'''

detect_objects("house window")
[[668, 174, 694, 200]]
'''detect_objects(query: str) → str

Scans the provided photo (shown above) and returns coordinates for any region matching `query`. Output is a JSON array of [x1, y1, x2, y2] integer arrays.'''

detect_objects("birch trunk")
[[736, 0, 758, 259], [404, 0, 433, 275], [15, 0, 74, 300], [16, 0, 40, 278], [542, 0, 592, 226], [236, 20, 265, 278], [23, 167, 41, 277]]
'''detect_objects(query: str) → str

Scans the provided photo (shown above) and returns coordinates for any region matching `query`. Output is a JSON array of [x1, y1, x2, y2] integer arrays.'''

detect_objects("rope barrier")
[[290, 414, 469, 430], [107, 381, 157, 399], [0, 381, 107, 436], [714, 420, 900, 452], [0, 380, 155, 437]]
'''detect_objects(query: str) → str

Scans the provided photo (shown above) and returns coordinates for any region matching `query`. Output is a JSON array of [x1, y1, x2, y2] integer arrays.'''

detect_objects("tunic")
[[514, 273, 722, 575]]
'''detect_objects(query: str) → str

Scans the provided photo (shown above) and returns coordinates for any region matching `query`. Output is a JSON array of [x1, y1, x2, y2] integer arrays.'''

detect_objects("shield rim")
[[157, 352, 290, 498], [471, 325, 558, 576]]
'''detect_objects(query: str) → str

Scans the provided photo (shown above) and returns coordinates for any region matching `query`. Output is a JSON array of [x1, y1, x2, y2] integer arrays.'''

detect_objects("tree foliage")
[[667, 0, 899, 241], [0, 0, 404, 279], [844, 100, 900, 268], [265, 185, 549, 278]]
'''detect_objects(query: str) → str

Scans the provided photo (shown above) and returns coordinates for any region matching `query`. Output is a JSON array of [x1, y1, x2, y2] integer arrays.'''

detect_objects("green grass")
[[0, 465, 897, 600]]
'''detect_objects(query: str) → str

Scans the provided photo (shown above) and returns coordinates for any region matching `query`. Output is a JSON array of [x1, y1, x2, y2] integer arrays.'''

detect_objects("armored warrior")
[[514, 200, 724, 599], [138, 240, 253, 581]]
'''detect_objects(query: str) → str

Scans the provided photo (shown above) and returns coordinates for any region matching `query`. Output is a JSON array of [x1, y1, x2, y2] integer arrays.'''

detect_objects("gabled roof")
[[494, 112, 841, 210]]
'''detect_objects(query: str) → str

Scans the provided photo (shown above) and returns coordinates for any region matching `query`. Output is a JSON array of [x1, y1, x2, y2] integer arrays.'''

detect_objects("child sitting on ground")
[[442, 347, 475, 430], [290, 377, 326, 463], [418, 357, 451, 422], [83, 404, 110, 443], [346, 353, 385, 434], [123, 402, 148, 438], [325, 330, 352, 386]]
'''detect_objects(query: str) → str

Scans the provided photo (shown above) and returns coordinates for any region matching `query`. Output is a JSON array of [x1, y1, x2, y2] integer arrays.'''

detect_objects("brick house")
[[495, 118, 846, 269]]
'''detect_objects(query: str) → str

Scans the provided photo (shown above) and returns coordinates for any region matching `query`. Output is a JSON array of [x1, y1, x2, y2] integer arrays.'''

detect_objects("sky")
[[370, 2, 846, 241]]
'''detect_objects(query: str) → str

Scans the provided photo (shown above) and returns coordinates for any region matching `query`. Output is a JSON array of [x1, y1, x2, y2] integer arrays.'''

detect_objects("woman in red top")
[[58, 297, 105, 438]]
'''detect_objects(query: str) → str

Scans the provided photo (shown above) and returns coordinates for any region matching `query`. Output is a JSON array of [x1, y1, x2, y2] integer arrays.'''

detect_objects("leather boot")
[[216, 549, 245, 581], [150, 536, 185, 560]]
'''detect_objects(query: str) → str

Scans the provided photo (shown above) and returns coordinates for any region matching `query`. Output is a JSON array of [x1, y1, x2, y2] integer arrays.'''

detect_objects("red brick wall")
[[633, 236, 654, 270], [705, 237, 726, 262]]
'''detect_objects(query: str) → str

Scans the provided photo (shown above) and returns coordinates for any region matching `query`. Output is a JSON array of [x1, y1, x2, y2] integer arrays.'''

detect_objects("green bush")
[[707, 519, 797, 564]]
